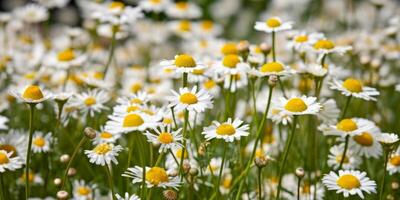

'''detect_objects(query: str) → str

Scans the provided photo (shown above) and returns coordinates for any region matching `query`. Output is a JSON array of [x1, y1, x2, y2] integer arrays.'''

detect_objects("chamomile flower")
[[139, 0, 170, 13], [69, 89, 110, 117], [166, 1, 201, 19], [45, 48, 86, 69], [214, 54, 250, 75], [287, 31, 324, 52], [205, 157, 228, 176], [202, 118, 249, 142], [327, 145, 361, 170], [377, 133, 399, 145], [320, 118, 373, 138], [254, 17, 293, 33], [31, 132, 53, 153], [0, 130, 27, 162], [387, 147, 400, 175], [0, 115, 8, 130], [85, 143, 123, 166], [193, 20, 222, 38], [322, 170, 376, 199], [160, 54, 206, 74], [249, 61, 295, 77], [123, 166, 181, 189], [92, 127, 120, 145], [272, 95, 321, 116], [10, 85, 52, 104], [168, 86, 213, 113], [144, 125, 183, 153], [0, 150, 23, 173], [14, 4, 49, 23], [347, 121, 382, 158], [115, 192, 140, 200], [312, 39, 352, 56], [329, 78, 380, 101], [105, 111, 160, 134], [73, 180, 98, 200], [317, 99, 340, 124]]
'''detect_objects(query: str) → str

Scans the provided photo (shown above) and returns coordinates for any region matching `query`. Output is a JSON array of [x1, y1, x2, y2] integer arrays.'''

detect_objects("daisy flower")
[[31, 132, 53, 153], [317, 99, 340, 124], [348, 121, 382, 158], [193, 20, 222, 38], [327, 145, 361, 170], [377, 133, 399, 145], [144, 125, 183, 153], [165, 1, 201, 19], [202, 118, 249, 142], [45, 48, 86, 70], [329, 78, 380, 101], [139, 0, 170, 13], [312, 39, 352, 56], [214, 54, 250, 75], [14, 3, 49, 23], [115, 192, 140, 200], [387, 147, 400, 175], [168, 86, 213, 113], [9, 85, 52, 104], [105, 111, 160, 134], [205, 157, 228, 176], [84, 143, 123, 166], [69, 89, 110, 117], [73, 179, 98, 200], [320, 118, 374, 138], [0, 150, 23, 173], [160, 54, 206, 74], [322, 170, 376, 199], [0, 115, 8, 130], [249, 61, 295, 77], [272, 95, 321, 116], [0, 130, 27, 162], [92, 127, 121, 145], [123, 166, 181, 189], [254, 17, 293, 33], [286, 31, 324, 52]]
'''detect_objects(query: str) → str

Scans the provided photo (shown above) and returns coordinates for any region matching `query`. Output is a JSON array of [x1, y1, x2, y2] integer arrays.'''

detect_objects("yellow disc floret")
[[158, 132, 174, 144], [22, 85, 44, 100], [342, 78, 363, 93], [390, 156, 400, 166], [57, 49, 75, 62], [266, 17, 281, 28], [0, 152, 9, 164], [93, 143, 112, 155], [179, 93, 198, 104], [336, 174, 360, 190], [33, 137, 45, 147], [146, 167, 169, 186], [260, 62, 284, 73], [100, 132, 113, 139], [222, 54, 240, 68], [84, 97, 96, 106], [174, 54, 196, 68], [284, 98, 308, 112], [221, 43, 238, 55], [295, 35, 308, 43], [353, 132, 373, 146], [123, 114, 144, 127], [314, 39, 335, 50], [337, 119, 358, 132], [216, 124, 236, 136], [77, 187, 91, 195]]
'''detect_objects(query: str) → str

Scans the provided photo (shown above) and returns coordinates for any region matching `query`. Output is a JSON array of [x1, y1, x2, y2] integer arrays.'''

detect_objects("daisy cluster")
[[0, 0, 399, 200]]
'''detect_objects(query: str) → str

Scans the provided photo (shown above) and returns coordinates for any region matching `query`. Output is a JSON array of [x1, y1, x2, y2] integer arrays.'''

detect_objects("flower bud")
[[268, 75, 278, 87], [67, 168, 76, 176], [392, 181, 399, 190], [295, 167, 305, 178], [60, 154, 70, 163], [163, 189, 178, 200], [57, 190, 69, 200], [54, 178, 62, 186], [183, 160, 191, 174], [260, 43, 271, 55], [84, 127, 97, 139], [189, 167, 198, 176], [254, 156, 269, 168]]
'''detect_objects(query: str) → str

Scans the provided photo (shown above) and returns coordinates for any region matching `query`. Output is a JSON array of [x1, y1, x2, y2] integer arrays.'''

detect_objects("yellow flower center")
[[122, 114, 144, 127], [93, 72, 103, 79], [109, 1, 125, 10], [150, 0, 161, 4], [201, 20, 214, 31], [22, 172, 35, 182], [192, 69, 204, 75], [353, 132, 373, 146], [314, 39, 335, 50], [203, 80, 216, 90], [284, 98, 308, 112], [126, 105, 140, 112], [266, 18, 281, 28], [33, 137, 45, 147], [163, 118, 173, 125], [260, 62, 284, 73], [336, 174, 360, 190], [178, 20, 191, 32], [342, 78, 363, 93], [295, 35, 308, 43], [174, 54, 196, 68], [22, 85, 44, 100], [176, 148, 188, 159], [0, 152, 9, 164], [145, 167, 169, 186], [176, 2, 188, 10], [222, 176, 232, 188], [84, 97, 96, 106], [222, 54, 240, 68], [0, 144, 17, 157], [130, 98, 143, 104], [93, 143, 112, 155], [100, 132, 113, 139], [390, 156, 400, 166], [158, 132, 174, 144], [130, 83, 143, 93], [77, 186, 91, 195], [221, 43, 238, 55], [302, 184, 311, 194], [57, 49, 75, 61], [337, 119, 358, 132], [216, 124, 236, 135], [335, 154, 349, 164], [179, 93, 198, 104]]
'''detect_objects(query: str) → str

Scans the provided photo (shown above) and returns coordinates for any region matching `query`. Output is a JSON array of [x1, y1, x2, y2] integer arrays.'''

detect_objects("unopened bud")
[[198, 142, 210, 156], [60, 154, 70, 163], [67, 168, 76, 176], [189, 167, 198, 176], [168, 170, 178, 177], [295, 167, 305, 178], [254, 156, 269, 168], [163, 189, 178, 200], [392, 181, 399, 190], [268, 75, 278, 87], [183, 161, 191, 174], [54, 178, 62, 186], [57, 190, 68, 200], [260, 43, 271, 55], [237, 41, 250, 53], [84, 127, 97, 139]]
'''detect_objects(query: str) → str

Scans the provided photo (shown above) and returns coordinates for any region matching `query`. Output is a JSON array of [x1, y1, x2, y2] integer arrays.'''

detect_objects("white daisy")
[[347, 121, 382, 159], [123, 166, 181, 189], [312, 39, 352, 56], [14, 3, 49, 23], [72, 179, 98, 200], [387, 147, 400, 175], [139, 0, 170, 13], [44, 48, 87, 70], [0, 150, 23, 173], [31, 132, 53, 153], [105, 111, 160, 134], [254, 17, 293, 33], [205, 157, 228, 176], [202, 118, 249, 142], [329, 78, 380, 101], [0, 130, 27, 162], [92, 127, 121, 145], [144, 125, 183, 153], [272, 95, 321, 116], [249, 61, 295, 77], [84, 143, 123, 166], [322, 170, 376, 199], [213, 54, 250, 75], [320, 118, 374, 138], [168, 86, 213, 113], [69, 89, 110, 117], [286, 31, 324, 52], [165, 1, 201, 19], [317, 99, 340, 124], [160, 54, 207, 74], [0, 115, 8, 130], [377, 133, 399, 145], [9, 85, 52, 104], [327, 145, 361, 170], [115, 192, 140, 200]]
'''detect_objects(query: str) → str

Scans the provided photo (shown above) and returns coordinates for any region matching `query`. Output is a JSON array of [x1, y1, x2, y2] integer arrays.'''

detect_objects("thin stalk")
[[341, 96, 352, 119], [213, 142, 228, 198], [272, 31, 276, 61], [276, 116, 298, 200], [297, 177, 301, 200], [0, 173, 5, 200], [103, 26, 117, 78], [61, 136, 87, 189], [338, 135, 350, 170], [154, 152, 164, 166], [179, 109, 189, 181], [105, 165, 116, 200], [258, 168, 263, 200], [379, 150, 390, 200], [25, 103, 36, 200], [224, 75, 234, 120], [62, 68, 70, 92]]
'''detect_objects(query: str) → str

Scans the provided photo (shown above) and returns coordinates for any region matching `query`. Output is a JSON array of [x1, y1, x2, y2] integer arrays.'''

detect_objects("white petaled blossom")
[[0, 150, 23, 173], [144, 125, 183, 153], [9, 85, 53, 104], [168, 86, 213, 113], [327, 145, 361, 170], [31, 132, 53, 153], [139, 0, 170, 13], [123, 166, 181, 189], [329, 78, 380, 101], [214, 54, 250, 75], [347, 121, 382, 159], [69, 89, 110, 117], [317, 99, 340, 124], [248, 61, 295, 77], [14, 3, 49, 23], [115, 192, 141, 200], [322, 170, 376, 199], [105, 111, 160, 134], [273, 95, 321, 116], [254, 17, 293, 33], [377, 133, 399, 145], [85, 143, 123, 166], [0, 130, 27, 162], [160, 54, 207, 74], [320, 118, 374, 138], [312, 39, 352, 56], [202, 118, 250, 142], [287, 31, 324, 52], [387, 147, 400, 175], [0, 116, 8, 130], [44, 48, 87, 70], [73, 180, 98, 200], [92, 127, 121, 145], [166, 1, 201, 19]]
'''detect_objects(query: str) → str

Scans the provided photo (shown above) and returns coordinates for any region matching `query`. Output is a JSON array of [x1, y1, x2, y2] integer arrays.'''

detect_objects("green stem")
[[25, 103, 35, 200], [0, 173, 5, 200], [276, 116, 298, 200], [272, 31, 276, 61], [105, 165, 116, 200], [338, 135, 350, 170], [179, 109, 189, 181], [297, 177, 301, 200], [258, 168, 263, 200], [213, 142, 228, 198], [103, 26, 117, 78], [61, 136, 87, 190], [224, 75, 234, 120], [341, 96, 352, 119], [154, 152, 164, 166], [379, 150, 390, 200]]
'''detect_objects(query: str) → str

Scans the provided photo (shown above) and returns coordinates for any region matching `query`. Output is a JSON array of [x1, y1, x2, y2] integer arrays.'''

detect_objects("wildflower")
[[312, 39, 352, 56], [72, 180, 98, 200], [123, 166, 181, 189], [327, 145, 361, 170], [0, 150, 23, 173], [31, 132, 53, 153], [202, 118, 249, 142], [168, 86, 213, 113], [105, 111, 160, 134], [144, 125, 183, 153], [387, 147, 400, 175], [69, 89, 110, 117], [320, 118, 374, 138], [273, 95, 321, 116], [249, 61, 295, 77], [330, 78, 380, 101], [84, 143, 123, 166], [115, 192, 141, 200], [9, 85, 52, 104], [254, 17, 293, 33], [161, 54, 207, 74], [0, 115, 8, 130]]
